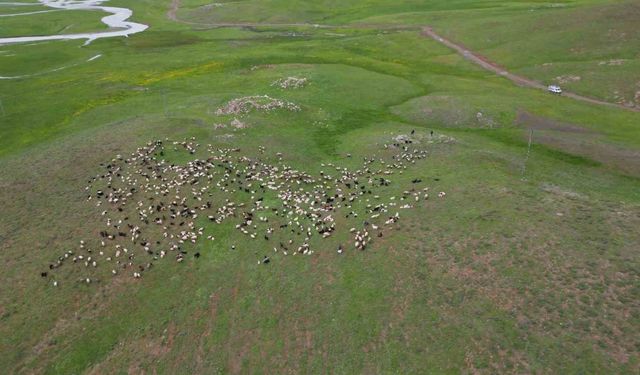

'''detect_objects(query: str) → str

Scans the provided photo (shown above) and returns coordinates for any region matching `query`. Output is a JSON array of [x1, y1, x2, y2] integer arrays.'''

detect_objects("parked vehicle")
[[548, 85, 562, 94]]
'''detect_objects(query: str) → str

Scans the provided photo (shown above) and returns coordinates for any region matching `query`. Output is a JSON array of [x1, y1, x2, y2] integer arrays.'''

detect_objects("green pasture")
[[0, 0, 638, 373], [0, 9, 108, 38]]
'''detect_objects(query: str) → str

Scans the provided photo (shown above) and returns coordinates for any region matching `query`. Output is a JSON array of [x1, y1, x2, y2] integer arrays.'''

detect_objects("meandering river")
[[0, 0, 148, 45]]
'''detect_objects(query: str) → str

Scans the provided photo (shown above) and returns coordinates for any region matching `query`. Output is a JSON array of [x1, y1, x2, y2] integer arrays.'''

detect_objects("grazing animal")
[[59, 135, 430, 283]]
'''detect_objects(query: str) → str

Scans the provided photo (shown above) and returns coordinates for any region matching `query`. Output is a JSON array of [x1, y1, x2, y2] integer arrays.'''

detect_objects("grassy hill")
[[0, 0, 638, 373]]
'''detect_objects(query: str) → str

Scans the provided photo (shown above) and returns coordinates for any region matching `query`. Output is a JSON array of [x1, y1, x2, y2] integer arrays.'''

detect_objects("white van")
[[548, 85, 562, 94]]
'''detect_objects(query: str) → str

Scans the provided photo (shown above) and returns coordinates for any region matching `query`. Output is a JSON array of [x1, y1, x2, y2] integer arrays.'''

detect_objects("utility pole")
[[521, 129, 533, 179]]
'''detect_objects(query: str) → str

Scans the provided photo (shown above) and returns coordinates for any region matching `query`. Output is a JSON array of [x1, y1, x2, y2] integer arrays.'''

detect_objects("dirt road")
[[421, 27, 639, 113], [166, 1, 638, 113]]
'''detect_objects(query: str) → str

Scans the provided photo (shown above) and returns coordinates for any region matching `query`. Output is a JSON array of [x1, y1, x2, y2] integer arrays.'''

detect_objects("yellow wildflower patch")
[[137, 61, 223, 85], [71, 91, 137, 118]]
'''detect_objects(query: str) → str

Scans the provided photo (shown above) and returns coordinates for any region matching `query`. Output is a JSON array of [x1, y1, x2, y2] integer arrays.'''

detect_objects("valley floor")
[[0, 0, 639, 373]]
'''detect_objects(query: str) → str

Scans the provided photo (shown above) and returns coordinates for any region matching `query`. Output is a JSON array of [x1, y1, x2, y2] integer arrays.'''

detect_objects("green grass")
[[359, 0, 640, 106], [0, 0, 639, 373], [0, 9, 108, 38], [0, 5, 54, 16]]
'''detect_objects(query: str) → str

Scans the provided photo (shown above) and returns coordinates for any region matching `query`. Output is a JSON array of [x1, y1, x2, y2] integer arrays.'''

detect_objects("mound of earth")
[[271, 76, 308, 89], [215, 95, 300, 116]]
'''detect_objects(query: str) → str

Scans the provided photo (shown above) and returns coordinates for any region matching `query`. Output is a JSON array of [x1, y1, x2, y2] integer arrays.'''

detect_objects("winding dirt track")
[[167, 0, 638, 113], [421, 27, 639, 113]]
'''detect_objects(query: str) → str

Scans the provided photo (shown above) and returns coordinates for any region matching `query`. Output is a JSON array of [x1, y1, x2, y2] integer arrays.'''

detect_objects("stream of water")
[[0, 0, 148, 45]]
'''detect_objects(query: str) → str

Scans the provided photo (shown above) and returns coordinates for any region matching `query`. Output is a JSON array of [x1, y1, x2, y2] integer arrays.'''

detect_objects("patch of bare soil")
[[537, 132, 640, 176], [515, 110, 596, 134], [167, 0, 180, 20], [227, 329, 257, 374], [86, 322, 178, 375], [516, 111, 640, 176], [215, 95, 300, 116], [272, 76, 308, 89], [230, 118, 247, 129], [598, 59, 625, 66], [194, 291, 221, 371], [417, 195, 640, 371], [554, 75, 581, 84], [396, 95, 497, 129], [540, 183, 585, 200], [250, 64, 276, 71]]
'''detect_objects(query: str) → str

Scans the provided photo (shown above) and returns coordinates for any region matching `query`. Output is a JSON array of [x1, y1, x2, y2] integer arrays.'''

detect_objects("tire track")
[[421, 27, 639, 113], [165, 0, 639, 113]]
